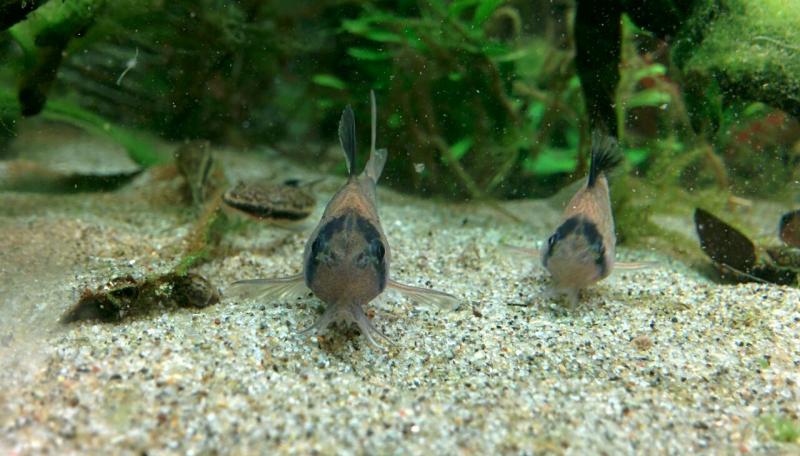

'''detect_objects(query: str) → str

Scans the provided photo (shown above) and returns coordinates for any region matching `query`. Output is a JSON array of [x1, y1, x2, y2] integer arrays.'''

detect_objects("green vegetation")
[[0, 0, 798, 211], [761, 415, 800, 444], [673, 0, 800, 120], [0, 89, 167, 166]]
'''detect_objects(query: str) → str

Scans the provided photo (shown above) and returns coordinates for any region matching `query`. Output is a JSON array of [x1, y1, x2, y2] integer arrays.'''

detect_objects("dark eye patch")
[[545, 216, 581, 261], [580, 220, 603, 254], [356, 238, 386, 269], [355, 216, 387, 291], [305, 214, 348, 284], [580, 220, 606, 272], [369, 238, 386, 260], [543, 216, 606, 274], [555, 216, 580, 241], [304, 212, 388, 292], [312, 236, 335, 264]]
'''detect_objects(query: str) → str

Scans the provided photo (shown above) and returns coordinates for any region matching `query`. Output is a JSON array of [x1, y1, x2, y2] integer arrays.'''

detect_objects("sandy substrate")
[[1, 138, 799, 454]]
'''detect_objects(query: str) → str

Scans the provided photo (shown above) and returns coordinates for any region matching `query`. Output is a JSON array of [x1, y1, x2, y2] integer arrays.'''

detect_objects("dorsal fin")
[[587, 130, 621, 188], [370, 90, 377, 157], [338, 105, 356, 177], [365, 148, 388, 182], [364, 90, 387, 182]]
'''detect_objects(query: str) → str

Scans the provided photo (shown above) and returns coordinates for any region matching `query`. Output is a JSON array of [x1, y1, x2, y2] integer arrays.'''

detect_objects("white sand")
[[1, 141, 798, 454]]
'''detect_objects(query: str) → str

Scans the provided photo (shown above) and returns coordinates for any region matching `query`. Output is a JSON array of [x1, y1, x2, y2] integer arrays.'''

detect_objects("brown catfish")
[[229, 92, 457, 348], [542, 132, 621, 304], [504, 131, 651, 306]]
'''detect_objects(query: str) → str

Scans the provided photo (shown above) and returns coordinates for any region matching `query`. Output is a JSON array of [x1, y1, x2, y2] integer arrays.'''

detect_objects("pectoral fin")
[[614, 261, 657, 271], [498, 244, 541, 259], [226, 273, 310, 302], [387, 279, 458, 310], [297, 302, 393, 350]]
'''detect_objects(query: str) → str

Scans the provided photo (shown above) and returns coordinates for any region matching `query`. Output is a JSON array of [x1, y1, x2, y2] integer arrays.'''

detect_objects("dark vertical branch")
[[0, 0, 50, 31], [574, 0, 623, 134], [18, 45, 66, 116]]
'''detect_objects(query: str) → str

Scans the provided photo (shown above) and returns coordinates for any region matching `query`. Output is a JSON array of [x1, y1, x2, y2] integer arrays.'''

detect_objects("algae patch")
[[61, 272, 220, 323], [674, 0, 800, 118], [761, 415, 800, 444]]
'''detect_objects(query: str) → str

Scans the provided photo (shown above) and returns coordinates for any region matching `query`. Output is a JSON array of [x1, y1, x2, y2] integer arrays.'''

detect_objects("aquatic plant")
[[337, 2, 665, 199], [673, 0, 800, 123], [761, 415, 800, 444], [0, 89, 166, 167], [0, 0, 797, 211]]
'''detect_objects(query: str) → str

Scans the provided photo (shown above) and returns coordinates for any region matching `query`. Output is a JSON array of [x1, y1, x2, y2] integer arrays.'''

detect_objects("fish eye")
[[312, 236, 336, 264], [311, 236, 325, 254], [356, 239, 385, 269], [369, 239, 386, 260], [355, 252, 369, 268]]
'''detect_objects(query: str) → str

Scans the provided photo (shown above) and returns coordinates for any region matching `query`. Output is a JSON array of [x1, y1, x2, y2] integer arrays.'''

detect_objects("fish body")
[[298, 101, 391, 339], [222, 180, 316, 226], [542, 132, 621, 304], [230, 92, 456, 348]]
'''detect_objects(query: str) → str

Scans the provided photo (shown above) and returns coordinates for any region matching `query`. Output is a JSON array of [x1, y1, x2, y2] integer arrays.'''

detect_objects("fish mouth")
[[298, 301, 391, 349]]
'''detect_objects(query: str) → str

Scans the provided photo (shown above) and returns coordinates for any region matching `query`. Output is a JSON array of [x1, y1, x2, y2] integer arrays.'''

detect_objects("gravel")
[[1, 144, 798, 454]]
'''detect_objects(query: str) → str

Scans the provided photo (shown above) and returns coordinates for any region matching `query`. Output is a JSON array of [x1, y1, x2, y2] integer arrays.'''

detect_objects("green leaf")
[[341, 18, 371, 35], [523, 147, 577, 175], [480, 41, 511, 57], [473, 0, 504, 26], [743, 102, 768, 118], [43, 99, 167, 167], [626, 89, 671, 109], [388, 112, 403, 129], [448, 138, 473, 162], [448, 72, 464, 81], [492, 47, 531, 62], [449, 0, 479, 17], [427, 0, 449, 15], [347, 47, 391, 61], [0, 89, 168, 166], [402, 26, 425, 51], [623, 147, 650, 166], [312, 74, 347, 90], [365, 30, 403, 43], [632, 63, 666, 82], [565, 128, 579, 147], [526, 102, 545, 128], [341, 13, 394, 35]]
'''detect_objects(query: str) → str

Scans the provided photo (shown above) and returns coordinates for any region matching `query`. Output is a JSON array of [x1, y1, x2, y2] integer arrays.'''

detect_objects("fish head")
[[543, 215, 610, 290], [303, 209, 389, 306]]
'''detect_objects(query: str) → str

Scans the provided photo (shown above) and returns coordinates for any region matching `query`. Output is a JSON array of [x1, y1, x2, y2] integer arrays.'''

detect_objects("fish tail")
[[339, 104, 357, 177], [587, 130, 621, 188]]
